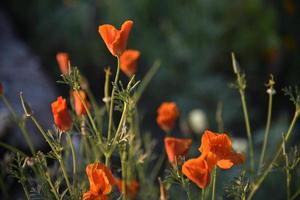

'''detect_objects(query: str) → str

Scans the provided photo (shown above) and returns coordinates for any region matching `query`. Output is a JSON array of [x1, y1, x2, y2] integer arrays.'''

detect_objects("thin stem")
[[30, 116, 72, 195], [58, 158, 73, 195], [75, 90, 103, 147], [0, 141, 28, 157], [216, 102, 224, 132], [45, 173, 60, 200], [201, 188, 205, 200], [134, 60, 161, 103], [259, 86, 274, 168], [106, 102, 128, 166], [291, 187, 300, 200], [20, 179, 31, 200], [67, 133, 77, 186], [150, 149, 166, 182], [107, 56, 121, 144], [247, 111, 299, 200], [1, 95, 35, 155], [285, 153, 291, 200], [211, 168, 217, 200], [121, 154, 127, 200], [238, 85, 255, 171]]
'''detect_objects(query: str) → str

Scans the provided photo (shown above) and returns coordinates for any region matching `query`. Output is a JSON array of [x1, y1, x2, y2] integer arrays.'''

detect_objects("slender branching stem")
[[259, 76, 275, 168], [247, 111, 299, 200], [107, 56, 121, 145], [134, 60, 161, 103], [1, 95, 35, 155], [105, 102, 128, 166], [20, 179, 31, 200], [0, 141, 28, 157], [239, 85, 255, 171], [67, 133, 77, 186], [283, 138, 291, 200], [30, 116, 72, 195], [45, 172, 60, 200], [201, 188, 205, 200], [211, 168, 217, 200], [291, 187, 300, 200], [75, 90, 103, 147]]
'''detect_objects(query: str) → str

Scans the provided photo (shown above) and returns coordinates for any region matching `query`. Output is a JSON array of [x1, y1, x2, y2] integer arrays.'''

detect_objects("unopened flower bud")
[[231, 52, 241, 74], [20, 92, 33, 117]]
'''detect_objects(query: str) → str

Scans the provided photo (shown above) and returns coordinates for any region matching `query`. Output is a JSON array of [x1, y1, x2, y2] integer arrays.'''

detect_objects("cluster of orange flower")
[[52, 20, 141, 200], [156, 102, 245, 189], [50, 20, 245, 199]]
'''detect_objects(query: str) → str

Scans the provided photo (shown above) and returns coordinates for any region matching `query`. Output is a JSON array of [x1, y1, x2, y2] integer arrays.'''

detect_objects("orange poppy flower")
[[51, 96, 72, 132], [120, 49, 140, 77], [98, 20, 133, 57], [182, 156, 210, 189], [157, 102, 179, 132], [82, 191, 107, 200], [199, 130, 245, 170], [0, 82, 3, 95], [164, 137, 192, 164], [82, 163, 115, 200], [72, 90, 90, 116], [116, 179, 139, 199], [56, 52, 70, 75]]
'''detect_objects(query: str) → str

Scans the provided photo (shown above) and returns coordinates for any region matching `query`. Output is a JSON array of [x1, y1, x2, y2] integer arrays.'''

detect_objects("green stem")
[[58, 158, 73, 195], [106, 102, 128, 166], [291, 187, 300, 200], [201, 188, 205, 200], [45, 173, 60, 200], [285, 154, 291, 200], [238, 84, 255, 171], [20, 179, 31, 200], [259, 87, 274, 168], [211, 168, 217, 200], [107, 56, 121, 145], [30, 116, 72, 195], [121, 154, 127, 200], [67, 133, 77, 186], [1, 95, 35, 155], [75, 90, 103, 149], [0, 141, 28, 157], [134, 60, 161, 103], [150, 149, 166, 182], [247, 111, 299, 200]]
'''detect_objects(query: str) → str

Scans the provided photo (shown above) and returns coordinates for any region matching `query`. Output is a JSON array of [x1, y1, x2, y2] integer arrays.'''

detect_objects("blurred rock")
[[0, 9, 57, 149]]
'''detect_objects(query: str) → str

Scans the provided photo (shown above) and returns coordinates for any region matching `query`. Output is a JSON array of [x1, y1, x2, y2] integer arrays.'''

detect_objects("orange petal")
[[182, 156, 210, 189], [112, 20, 133, 56], [164, 137, 192, 164]]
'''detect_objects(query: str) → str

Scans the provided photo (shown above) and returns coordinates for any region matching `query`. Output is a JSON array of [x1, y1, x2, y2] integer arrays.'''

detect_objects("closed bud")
[[20, 92, 33, 117]]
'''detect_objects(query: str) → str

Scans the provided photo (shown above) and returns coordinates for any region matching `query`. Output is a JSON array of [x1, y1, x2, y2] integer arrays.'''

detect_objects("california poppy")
[[164, 137, 192, 164], [116, 179, 139, 199], [182, 156, 210, 189], [98, 20, 133, 57], [0, 82, 3, 95], [51, 96, 72, 132], [157, 102, 179, 132], [72, 90, 90, 116], [56, 52, 70, 75], [199, 130, 245, 170], [120, 49, 140, 77], [82, 163, 115, 200]]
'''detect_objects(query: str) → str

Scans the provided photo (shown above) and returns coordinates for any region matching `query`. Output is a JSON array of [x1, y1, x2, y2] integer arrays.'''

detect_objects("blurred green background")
[[1, 0, 300, 199]]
